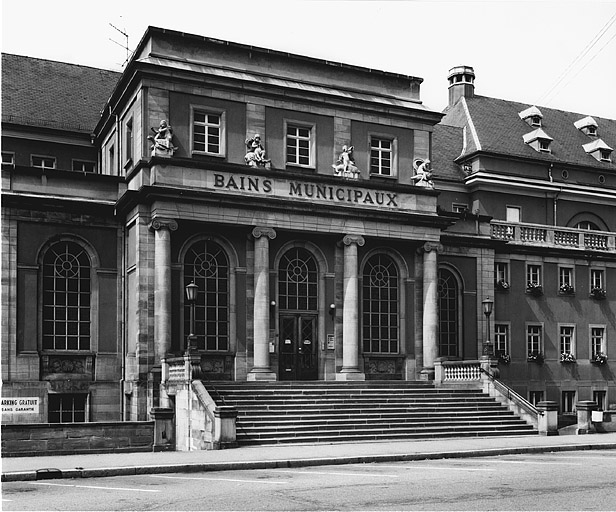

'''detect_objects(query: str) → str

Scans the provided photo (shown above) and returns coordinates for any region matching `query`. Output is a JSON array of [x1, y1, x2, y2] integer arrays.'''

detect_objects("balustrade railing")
[[491, 221, 614, 252], [440, 360, 482, 382]]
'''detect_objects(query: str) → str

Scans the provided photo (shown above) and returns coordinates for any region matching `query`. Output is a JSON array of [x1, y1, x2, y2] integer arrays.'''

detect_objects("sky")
[[2, 0, 616, 119]]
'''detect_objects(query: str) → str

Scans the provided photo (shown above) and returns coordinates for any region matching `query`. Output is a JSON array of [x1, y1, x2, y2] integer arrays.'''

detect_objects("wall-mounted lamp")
[[329, 303, 336, 318], [270, 300, 276, 308]]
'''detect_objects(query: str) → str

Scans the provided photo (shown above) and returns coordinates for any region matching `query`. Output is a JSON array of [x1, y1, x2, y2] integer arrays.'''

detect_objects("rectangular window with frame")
[[593, 390, 607, 411], [561, 391, 576, 414], [495, 262, 510, 289], [526, 263, 542, 294], [506, 206, 521, 223], [125, 118, 133, 164], [192, 109, 225, 156], [369, 136, 395, 176], [527, 323, 543, 357], [452, 203, 469, 213], [48, 393, 88, 423], [285, 123, 314, 167], [559, 266, 574, 293], [2, 151, 15, 168], [590, 326, 606, 358], [494, 323, 510, 356], [559, 324, 576, 356], [31, 155, 56, 170], [590, 268, 605, 290], [72, 160, 96, 173], [529, 391, 544, 406]]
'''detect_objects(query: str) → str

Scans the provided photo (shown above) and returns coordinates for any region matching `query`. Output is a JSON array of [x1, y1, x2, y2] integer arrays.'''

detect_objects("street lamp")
[[185, 281, 198, 353], [482, 296, 494, 356]]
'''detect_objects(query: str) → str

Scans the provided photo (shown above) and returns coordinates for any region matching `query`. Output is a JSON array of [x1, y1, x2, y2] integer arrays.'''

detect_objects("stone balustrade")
[[491, 221, 614, 252]]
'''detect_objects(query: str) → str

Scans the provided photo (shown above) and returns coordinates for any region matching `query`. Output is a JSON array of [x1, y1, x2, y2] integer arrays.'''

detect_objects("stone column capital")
[[420, 241, 443, 254], [252, 227, 277, 240], [149, 218, 178, 232], [342, 235, 365, 247]]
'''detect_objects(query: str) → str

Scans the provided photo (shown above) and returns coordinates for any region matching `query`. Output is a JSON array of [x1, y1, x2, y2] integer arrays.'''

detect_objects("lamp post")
[[185, 281, 198, 354], [482, 296, 494, 356]]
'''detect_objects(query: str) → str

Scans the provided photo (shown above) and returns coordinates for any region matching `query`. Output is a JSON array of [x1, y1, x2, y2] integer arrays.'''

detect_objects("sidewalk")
[[3, 432, 616, 482]]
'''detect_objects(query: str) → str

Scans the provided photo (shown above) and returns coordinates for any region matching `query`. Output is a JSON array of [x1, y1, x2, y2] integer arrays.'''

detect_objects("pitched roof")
[[1, 54, 120, 133], [442, 95, 616, 170], [432, 124, 466, 182]]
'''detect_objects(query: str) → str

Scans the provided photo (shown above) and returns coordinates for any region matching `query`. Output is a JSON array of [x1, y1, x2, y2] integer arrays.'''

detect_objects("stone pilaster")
[[248, 227, 277, 381], [421, 242, 442, 380], [337, 235, 365, 381]]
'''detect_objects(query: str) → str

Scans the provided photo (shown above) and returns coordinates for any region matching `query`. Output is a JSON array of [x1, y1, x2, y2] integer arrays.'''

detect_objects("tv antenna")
[[109, 22, 130, 67]]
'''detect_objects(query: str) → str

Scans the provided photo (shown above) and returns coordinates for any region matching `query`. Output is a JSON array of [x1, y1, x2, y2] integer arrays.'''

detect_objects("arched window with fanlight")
[[362, 254, 399, 354], [183, 240, 229, 351], [42, 241, 91, 351], [438, 267, 462, 358]]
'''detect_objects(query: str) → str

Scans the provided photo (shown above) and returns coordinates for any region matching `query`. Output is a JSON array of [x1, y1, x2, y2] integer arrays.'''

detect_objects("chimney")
[[448, 66, 475, 107]]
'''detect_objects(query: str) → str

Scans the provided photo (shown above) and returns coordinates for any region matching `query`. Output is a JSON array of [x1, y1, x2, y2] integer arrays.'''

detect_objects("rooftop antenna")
[[109, 22, 130, 67]]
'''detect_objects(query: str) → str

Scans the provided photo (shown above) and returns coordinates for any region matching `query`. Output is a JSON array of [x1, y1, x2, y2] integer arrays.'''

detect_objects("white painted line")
[[375, 464, 494, 472], [546, 455, 616, 460], [2, 499, 13, 502], [488, 460, 585, 466], [148, 475, 287, 485], [273, 469, 399, 478], [29, 482, 160, 493]]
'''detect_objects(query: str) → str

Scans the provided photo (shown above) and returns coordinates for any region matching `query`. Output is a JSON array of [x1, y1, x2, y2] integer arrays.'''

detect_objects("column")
[[248, 227, 277, 381], [150, 218, 178, 409], [421, 242, 441, 380], [150, 219, 178, 361], [337, 235, 365, 381]]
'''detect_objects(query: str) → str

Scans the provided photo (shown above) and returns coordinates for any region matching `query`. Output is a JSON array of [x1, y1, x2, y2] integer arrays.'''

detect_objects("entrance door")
[[279, 315, 318, 380]]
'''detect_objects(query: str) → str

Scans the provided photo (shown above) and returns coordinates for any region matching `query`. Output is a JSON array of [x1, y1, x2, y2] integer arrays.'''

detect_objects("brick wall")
[[1, 421, 154, 457]]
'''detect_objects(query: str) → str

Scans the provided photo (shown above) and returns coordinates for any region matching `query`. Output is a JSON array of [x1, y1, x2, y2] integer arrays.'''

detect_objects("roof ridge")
[[1, 53, 122, 75]]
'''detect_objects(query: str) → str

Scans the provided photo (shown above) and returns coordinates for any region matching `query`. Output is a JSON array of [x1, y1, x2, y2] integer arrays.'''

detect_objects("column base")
[[336, 371, 366, 381], [247, 368, 277, 381], [419, 368, 435, 381]]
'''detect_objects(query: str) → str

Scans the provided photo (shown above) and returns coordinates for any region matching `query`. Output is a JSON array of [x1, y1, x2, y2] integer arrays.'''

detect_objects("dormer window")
[[574, 116, 598, 136], [519, 106, 543, 127], [523, 128, 553, 153], [583, 139, 612, 163]]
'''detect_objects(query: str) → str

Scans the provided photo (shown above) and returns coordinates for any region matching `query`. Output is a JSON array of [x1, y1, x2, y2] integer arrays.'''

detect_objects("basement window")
[[48, 393, 88, 423]]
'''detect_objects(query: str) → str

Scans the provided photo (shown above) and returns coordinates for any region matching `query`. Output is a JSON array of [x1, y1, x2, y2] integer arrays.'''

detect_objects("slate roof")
[[432, 124, 466, 182], [441, 95, 616, 171], [1, 54, 120, 133]]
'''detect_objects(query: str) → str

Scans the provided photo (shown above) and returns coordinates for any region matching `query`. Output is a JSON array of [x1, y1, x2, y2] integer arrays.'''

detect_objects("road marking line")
[[547, 455, 616, 460], [29, 482, 160, 493], [148, 475, 287, 485], [272, 469, 399, 478], [489, 460, 585, 466], [375, 464, 494, 472]]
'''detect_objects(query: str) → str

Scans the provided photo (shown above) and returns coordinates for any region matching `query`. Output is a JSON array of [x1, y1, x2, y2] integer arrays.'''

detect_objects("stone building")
[[2, 27, 615, 427]]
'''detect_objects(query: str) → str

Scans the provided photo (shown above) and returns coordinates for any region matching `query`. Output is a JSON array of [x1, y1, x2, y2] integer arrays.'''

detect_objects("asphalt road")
[[3, 451, 616, 511]]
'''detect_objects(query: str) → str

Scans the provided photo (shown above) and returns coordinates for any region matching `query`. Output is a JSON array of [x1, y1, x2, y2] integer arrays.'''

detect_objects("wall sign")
[[1, 397, 40, 414]]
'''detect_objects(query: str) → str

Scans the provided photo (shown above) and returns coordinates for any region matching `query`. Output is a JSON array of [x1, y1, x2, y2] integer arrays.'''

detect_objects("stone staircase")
[[203, 381, 537, 445]]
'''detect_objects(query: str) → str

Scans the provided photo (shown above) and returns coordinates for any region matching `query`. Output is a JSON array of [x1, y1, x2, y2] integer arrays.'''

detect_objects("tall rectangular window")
[[559, 266, 574, 293], [370, 137, 394, 176], [108, 144, 115, 175], [495, 262, 509, 288], [591, 268, 604, 289], [192, 110, 225, 156], [494, 324, 509, 356], [593, 390, 607, 411], [562, 391, 576, 414], [31, 155, 56, 169], [527, 324, 543, 356], [125, 118, 133, 163], [286, 124, 313, 167], [590, 326, 606, 358], [559, 325, 576, 356], [48, 394, 87, 423]]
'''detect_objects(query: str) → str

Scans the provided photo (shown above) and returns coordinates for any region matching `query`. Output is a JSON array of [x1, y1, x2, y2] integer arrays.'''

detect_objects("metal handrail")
[[479, 367, 543, 416]]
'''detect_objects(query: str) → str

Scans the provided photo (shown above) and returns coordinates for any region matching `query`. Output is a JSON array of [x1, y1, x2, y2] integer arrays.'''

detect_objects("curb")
[[3, 442, 616, 483]]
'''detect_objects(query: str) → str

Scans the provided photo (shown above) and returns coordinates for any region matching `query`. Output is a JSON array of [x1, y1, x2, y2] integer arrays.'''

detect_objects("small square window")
[[452, 203, 469, 213], [72, 160, 96, 173], [2, 152, 15, 168], [506, 206, 521, 223], [599, 149, 611, 162], [538, 139, 551, 152], [531, 115, 542, 127], [529, 391, 544, 406]]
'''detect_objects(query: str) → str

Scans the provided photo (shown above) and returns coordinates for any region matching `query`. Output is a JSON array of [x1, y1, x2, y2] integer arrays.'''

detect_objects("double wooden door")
[[279, 314, 318, 381]]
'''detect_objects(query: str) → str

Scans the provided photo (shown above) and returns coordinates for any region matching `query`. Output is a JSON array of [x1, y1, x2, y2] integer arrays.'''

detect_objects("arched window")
[[438, 268, 460, 357], [278, 247, 318, 311], [184, 240, 229, 351], [576, 221, 600, 231], [362, 254, 399, 354], [42, 241, 91, 351]]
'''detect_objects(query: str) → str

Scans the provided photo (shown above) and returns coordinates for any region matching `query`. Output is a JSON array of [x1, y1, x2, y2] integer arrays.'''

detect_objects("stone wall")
[[1, 421, 154, 457]]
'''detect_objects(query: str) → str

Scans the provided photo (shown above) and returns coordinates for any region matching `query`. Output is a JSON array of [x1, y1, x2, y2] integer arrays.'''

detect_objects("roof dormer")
[[574, 116, 598, 136], [523, 128, 553, 153], [519, 106, 543, 127], [583, 139, 613, 163]]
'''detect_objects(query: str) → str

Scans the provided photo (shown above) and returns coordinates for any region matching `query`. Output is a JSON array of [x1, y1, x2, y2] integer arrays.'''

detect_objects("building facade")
[[2, 28, 615, 426]]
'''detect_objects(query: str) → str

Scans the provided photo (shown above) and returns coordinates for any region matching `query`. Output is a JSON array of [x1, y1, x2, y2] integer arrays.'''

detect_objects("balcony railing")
[[491, 221, 615, 252]]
